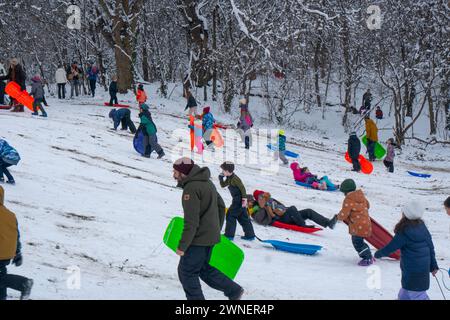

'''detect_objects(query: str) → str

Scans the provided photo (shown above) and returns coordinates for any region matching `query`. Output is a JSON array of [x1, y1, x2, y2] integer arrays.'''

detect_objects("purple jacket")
[[385, 144, 395, 162]]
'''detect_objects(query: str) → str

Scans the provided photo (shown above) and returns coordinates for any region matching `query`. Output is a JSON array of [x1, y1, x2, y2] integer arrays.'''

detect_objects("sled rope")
[[434, 274, 447, 300]]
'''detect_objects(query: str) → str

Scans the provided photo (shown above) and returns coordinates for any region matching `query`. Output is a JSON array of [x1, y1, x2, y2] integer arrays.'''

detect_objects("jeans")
[[383, 160, 394, 173], [367, 139, 376, 161], [398, 288, 429, 300], [225, 206, 255, 238], [0, 160, 14, 181], [351, 236, 372, 259], [178, 246, 242, 300], [57, 83, 66, 99], [89, 79, 96, 97], [276, 150, 288, 164], [70, 79, 79, 97], [0, 260, 29, 300]]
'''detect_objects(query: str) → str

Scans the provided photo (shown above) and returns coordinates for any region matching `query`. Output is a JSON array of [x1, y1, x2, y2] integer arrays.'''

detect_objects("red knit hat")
[[173, 157, 195, 176], [253, 190, 265, 201], [203, 106, 210, 114]]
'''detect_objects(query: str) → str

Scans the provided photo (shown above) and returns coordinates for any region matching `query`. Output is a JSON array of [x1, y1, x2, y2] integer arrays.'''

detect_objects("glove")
[[13, 253, 23, 267]]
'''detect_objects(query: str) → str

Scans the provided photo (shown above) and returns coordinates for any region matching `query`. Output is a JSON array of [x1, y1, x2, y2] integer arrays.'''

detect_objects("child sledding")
[[136, 104, 165, 159], [290, 162, 338, 191], [248, 190, 337, 231], [0, 139, 20, 185], [109, 108, 136, 133]]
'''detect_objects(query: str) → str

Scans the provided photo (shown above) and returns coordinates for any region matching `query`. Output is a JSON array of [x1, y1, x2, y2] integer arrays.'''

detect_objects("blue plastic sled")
[[295, 181, 337, 192], [133, 128, 146, 155], [407, 171, 431, 178], [261, 239, 322, 255], [267, 144, 299, 158]]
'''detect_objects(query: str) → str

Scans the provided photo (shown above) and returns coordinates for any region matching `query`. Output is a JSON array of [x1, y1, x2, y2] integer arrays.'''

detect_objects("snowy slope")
[[0, 85, 449, 300]]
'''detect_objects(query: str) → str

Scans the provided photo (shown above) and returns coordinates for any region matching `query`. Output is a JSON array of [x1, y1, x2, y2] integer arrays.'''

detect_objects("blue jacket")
[[375, 222, 439, 291], [202, 112, 215, 132], [87, 67, 99, 81], [0, 139, 20, 165], [109, 108, 131, 130]]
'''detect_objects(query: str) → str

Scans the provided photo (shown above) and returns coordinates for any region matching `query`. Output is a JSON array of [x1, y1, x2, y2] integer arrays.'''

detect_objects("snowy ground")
[[0, 84, 449, 300]]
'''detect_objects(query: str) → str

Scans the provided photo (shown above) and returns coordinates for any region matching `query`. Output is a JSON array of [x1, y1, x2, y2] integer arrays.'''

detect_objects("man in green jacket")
[[173, 157, 244, 300]]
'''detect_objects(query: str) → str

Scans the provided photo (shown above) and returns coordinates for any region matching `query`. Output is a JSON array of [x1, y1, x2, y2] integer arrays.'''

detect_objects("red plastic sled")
[[5, 81, 35, 111], [367, 217, 400, 260], [345, 152, 373, 175], [103, 103, 130, 108], [0, 105, 11, 110], [271, 221, 322, 234]]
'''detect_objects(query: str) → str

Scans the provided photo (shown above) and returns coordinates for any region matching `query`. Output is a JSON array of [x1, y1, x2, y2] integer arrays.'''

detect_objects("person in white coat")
[[0, 62, 6, 105], [55, 65, 67, 99]]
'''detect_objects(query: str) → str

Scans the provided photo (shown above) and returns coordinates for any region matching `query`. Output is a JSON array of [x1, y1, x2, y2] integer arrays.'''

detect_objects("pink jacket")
[[290, 163, 313, 183]]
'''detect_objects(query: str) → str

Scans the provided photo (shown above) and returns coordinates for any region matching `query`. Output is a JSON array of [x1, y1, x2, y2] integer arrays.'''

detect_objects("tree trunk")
[[142, 45, 149, 82], [427, 90, 436, 135]]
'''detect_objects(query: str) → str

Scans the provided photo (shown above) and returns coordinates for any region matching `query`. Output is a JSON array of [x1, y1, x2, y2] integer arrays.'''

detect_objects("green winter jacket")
[[178, 165, 226, 252], [139, 112, 157, 136]]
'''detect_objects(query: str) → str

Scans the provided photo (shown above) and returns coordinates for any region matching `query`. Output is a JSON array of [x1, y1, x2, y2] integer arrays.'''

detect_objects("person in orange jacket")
[[136, 84, 147, 106], [364, 115, 379, 161]]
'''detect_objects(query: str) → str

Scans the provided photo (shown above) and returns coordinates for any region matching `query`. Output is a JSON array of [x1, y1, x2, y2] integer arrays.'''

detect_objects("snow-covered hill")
[[1, 85, 449, 300]]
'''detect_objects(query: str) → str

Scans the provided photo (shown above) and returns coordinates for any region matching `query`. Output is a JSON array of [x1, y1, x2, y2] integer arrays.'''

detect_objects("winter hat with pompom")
[[402, 201, 424, 220]]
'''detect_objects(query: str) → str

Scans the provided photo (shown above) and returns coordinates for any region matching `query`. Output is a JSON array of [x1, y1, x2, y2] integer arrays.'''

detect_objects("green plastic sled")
[[163, 217, 245, 280], [361, 135, 386, 159]]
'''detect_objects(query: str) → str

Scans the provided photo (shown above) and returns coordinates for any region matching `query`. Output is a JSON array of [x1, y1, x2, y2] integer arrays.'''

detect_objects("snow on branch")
[[297, 0, 338, 20], [229, 0, 271, 58]]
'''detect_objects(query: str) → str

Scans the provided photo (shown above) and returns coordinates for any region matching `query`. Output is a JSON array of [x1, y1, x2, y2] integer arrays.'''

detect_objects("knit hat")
[[279, 129, 285, 136], [138, 84, 144, 90], [253, 190, 265, 201], [173, 157, 195, 176], [140, 103, 149, 111], [220, 161, 235, 173], [340, 179, 356, 194], [402, 201, 424, 220], [31, 75, 41, 82], [203, 106, 210, 114], [109, 109, 116, 118], [350, 131, 357, 136]]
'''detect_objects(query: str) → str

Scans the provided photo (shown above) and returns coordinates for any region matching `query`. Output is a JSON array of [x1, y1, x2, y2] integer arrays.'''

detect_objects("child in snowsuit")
[[375, 201, 439, 300], [348, 132, 361, 172], [30, 75, 47, 117], [375, 106, 383, 120], [138, 104, 165, 159], [275, 130, 289, 165], [201, 106, 215, 150], [337, 179, 374, 266], [109, 76, 118, 106], [0, 139, 20, 185], [250, 190, 337, 229], [383, 138, 395, 173], [0, 186, 34, 300], [237, 104, 253, 149], [290, 163, 337, 191], [109, 108, 136, 133], [136, 84, 147, 106], [219, 162, 255, 241]]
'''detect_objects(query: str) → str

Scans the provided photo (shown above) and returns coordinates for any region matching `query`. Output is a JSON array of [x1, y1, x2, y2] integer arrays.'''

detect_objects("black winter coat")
[[0, 65, 26, 90], [348, 135, 361, 159]]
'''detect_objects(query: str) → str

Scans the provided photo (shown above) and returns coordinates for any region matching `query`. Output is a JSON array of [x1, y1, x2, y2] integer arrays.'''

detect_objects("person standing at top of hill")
[[0, 58, 26, 112], [364, 115, 378, 162], [87, 64, 99, 97], [362, 89, 373, 110], [184, 90, 198, 116]]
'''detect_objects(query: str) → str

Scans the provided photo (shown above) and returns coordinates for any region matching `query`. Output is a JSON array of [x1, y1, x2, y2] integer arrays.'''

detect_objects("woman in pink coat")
[[290, 163, 338, 191]]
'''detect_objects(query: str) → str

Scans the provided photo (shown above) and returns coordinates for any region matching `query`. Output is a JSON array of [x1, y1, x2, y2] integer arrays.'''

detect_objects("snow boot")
[[157, 151, 165, 159], [20, 279, 34, 300], [358, 258, 375, 266], [241, 236, 256, 241], [31, 112, 38, 116], [225, 236, 234, 241], [328, 215, 338, 229], [0, 177, 4, 183], [230, 288, 244, 300], [40, 112, 48, 118], [6, 179, 15, 185]]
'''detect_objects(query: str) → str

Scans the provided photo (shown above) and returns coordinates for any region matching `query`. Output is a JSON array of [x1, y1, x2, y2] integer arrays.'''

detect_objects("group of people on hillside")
[[55, 62, 99, 99], [171, 156, 448, 301]]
